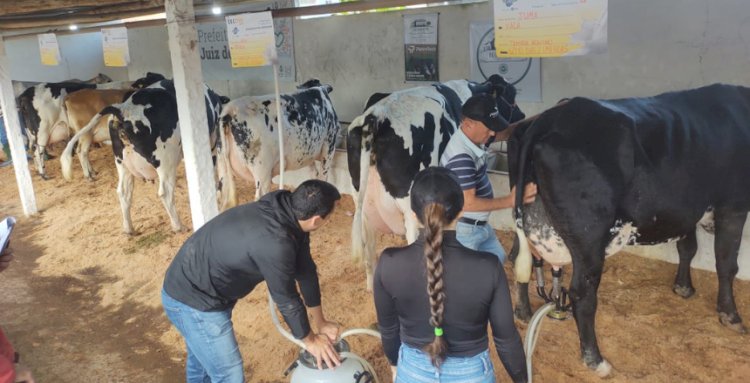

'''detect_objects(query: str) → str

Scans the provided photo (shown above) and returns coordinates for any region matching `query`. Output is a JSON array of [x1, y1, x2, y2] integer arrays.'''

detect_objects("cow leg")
[[34, 124, 49, 179], [713, 209, 747, 334], [673, 230, 698, 298], [509, 234, 533, 321], [78, 134, 95, 180], [569, 251, 612, 377], [157, 169, 186, 233], [115, 161, 135, 235]]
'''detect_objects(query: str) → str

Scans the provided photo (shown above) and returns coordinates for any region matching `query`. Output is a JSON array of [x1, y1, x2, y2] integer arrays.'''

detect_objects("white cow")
[[216, 80, 339, 208]]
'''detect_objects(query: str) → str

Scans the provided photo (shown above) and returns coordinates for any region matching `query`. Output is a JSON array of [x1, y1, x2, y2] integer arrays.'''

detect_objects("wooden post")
[[0, 38, 37, 216], [273, 63, 285, 189], [165, 0, 218, 231]]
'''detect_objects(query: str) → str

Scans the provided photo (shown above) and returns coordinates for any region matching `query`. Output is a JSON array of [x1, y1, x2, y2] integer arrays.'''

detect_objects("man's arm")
[[294, 240, 340, 341]]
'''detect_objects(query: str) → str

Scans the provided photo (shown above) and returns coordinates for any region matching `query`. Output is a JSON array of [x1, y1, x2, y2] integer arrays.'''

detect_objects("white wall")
[[6, 31, 128, 83]]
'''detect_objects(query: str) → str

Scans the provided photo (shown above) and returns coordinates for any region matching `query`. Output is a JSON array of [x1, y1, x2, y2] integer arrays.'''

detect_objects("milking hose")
[[268, 292, 382, 383], [524, 303, 555, 383]]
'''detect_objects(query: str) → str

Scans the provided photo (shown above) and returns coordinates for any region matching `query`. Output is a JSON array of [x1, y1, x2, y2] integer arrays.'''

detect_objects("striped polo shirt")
[[439, 129, 493, 221]]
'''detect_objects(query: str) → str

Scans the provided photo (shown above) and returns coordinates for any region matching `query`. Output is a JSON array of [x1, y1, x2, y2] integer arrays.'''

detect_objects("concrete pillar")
[[165, 0, 218, 230], [0, 38, 37, 216]]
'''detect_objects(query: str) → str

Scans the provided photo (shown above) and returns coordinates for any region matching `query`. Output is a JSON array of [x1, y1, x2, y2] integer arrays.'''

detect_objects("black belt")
[[459, 217, 487, 226]]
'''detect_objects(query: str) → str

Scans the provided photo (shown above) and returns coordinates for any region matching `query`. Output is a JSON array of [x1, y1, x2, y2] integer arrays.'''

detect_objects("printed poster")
[[404, 13, 439, 82], [494, 0, 608, 57], [470, 21, 541, 102], [226, 11, 277, 68], [101, 27, 130, 67], [37, 33, 61, 66]]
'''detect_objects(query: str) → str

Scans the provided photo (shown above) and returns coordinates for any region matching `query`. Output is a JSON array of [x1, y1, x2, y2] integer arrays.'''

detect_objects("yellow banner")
[[494, 0, 607, 58], [226, 12, 277, 68], [37, 33, 61, 66], [102, 27, 130, 67]]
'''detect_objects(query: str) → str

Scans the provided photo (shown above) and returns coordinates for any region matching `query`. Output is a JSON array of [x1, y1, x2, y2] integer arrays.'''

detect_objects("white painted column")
[[165, 0, 218, 231], [0, 38, 37, 216]]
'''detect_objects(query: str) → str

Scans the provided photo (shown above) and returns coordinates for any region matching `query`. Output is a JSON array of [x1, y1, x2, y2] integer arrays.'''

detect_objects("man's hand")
[[0, 244, 13, 273], [317, 320, 341, 342], [390, 366, 397, 383], [302, 333, 341, 370], [510, 183, 538, 207]]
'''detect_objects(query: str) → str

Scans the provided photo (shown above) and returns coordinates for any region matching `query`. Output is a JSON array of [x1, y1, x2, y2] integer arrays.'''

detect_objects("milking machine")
[[268, 293, 383, 383], [524, 257, 572, 383]]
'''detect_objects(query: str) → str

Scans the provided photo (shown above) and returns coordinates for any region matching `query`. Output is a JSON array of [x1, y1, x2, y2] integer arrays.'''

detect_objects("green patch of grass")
[[124, 231, 168, 255]]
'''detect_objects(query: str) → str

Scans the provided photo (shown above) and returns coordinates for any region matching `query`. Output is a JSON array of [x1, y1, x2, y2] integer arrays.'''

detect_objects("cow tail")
[[61, 106, 119, 181], [216, 116, 237, 210], [351, 115, 374, 263], [512, 119, 541, 284]]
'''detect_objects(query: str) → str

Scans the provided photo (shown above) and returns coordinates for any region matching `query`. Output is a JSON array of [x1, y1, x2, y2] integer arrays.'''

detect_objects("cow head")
[[485, 74, 525, 124], [131, 72, 166, 89], [297, 78, 333, 94], [92, 73, 113, 84]]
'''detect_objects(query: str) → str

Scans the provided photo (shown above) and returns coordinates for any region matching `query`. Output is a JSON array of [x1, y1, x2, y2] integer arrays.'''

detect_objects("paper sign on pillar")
[[225, 11, 277, 68], [102, 27, 131, 67], [37, 33, 61, 66]]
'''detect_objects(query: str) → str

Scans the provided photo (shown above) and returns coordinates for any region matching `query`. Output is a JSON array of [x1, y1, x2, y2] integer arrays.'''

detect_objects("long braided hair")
[[422, 203, 448, 367], [410, 167, 464, 368]]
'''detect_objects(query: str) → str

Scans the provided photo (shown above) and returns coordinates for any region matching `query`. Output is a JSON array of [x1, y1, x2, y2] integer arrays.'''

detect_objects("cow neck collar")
[[456, 128, 487, 158]]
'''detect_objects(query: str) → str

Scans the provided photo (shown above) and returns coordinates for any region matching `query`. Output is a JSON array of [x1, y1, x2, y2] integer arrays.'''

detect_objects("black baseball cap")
[[461, 93, 509, 132], [410, 167, 464, 221]]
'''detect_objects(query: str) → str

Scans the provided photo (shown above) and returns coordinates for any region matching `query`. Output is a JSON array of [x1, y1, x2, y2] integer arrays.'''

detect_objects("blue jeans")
[[161, 289, 245, 383], [455, 221, 506, 263], [396, 345, 495, 383]]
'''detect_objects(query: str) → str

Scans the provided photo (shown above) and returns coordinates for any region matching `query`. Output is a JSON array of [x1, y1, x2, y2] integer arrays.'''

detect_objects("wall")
[[6, 31, 128, 83]]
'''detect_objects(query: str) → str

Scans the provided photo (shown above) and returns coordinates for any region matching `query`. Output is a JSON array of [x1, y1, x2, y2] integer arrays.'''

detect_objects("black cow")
[[508, 83, 750, 377]]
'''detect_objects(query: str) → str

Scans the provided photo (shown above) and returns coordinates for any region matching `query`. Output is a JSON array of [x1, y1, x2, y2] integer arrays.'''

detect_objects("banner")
[[37, 33, 61, 66], [226, 11, 277, 68], [494, 0, 608, 57], [403, 13, 439, 82], [470, 22, 541, 102], [101, 27, 130, 67]]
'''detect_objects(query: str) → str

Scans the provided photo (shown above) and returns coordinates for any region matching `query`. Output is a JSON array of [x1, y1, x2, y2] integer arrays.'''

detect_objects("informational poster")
[[494, 0, 608, 57], [101, 27, 130, 67], [226, 11, 277, 68], [403, 13, 439, 82], [470, 22, 541, 102], [37, 33, 61, 66]]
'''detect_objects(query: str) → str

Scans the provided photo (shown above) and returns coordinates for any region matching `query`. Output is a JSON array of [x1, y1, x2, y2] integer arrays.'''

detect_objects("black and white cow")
[[216, 80, 338, 208], [347, 75, 525, 288], [61, 79, 228, 234], [508, 84, 750, 377], [17, 79, 137, 179]]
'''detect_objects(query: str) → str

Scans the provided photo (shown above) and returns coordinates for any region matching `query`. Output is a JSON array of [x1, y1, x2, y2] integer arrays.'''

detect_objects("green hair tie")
[[434, 327, 444, 337]]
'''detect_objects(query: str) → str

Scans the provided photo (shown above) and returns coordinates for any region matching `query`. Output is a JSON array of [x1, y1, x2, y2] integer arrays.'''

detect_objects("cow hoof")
[[594, 359, 613, 378], [719, 313, 747, 334], [172, 226, 188, 233], [514, 305, 532, 323], [40, 174, 50, 180], [672, 284, 695, 299]]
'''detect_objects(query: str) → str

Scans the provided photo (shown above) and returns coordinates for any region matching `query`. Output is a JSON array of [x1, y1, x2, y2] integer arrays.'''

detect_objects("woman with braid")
[[373, 167, 527, 383]]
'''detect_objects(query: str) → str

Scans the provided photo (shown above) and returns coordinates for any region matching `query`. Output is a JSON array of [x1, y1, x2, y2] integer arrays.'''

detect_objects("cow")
[[216, 80, 338, 208], [61, 79, 228, 234], [508, 83, 750, 377], [67, 73, 113, 84], [59, 73, 166, 181], [347, 75, 525, 288], [17, 80, 137, 179]]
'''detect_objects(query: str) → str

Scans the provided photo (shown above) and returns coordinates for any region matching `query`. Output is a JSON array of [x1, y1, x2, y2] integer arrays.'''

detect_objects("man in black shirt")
[[162, 180, 342, 383]]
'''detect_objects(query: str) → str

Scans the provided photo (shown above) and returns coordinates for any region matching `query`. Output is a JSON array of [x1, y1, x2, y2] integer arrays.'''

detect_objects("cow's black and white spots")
[[346, 75, 525, 288], [61, 79, 228, 234], [508, 84, 750, 376], [216, 81, 338, 207]]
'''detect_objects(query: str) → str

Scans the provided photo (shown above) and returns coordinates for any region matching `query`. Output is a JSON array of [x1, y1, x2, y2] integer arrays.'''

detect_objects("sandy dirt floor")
[[0, 145, 749, 382]]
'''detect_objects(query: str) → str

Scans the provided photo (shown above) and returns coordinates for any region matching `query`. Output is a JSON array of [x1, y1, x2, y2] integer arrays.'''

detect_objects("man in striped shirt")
[[440, 94, 536, 263]]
